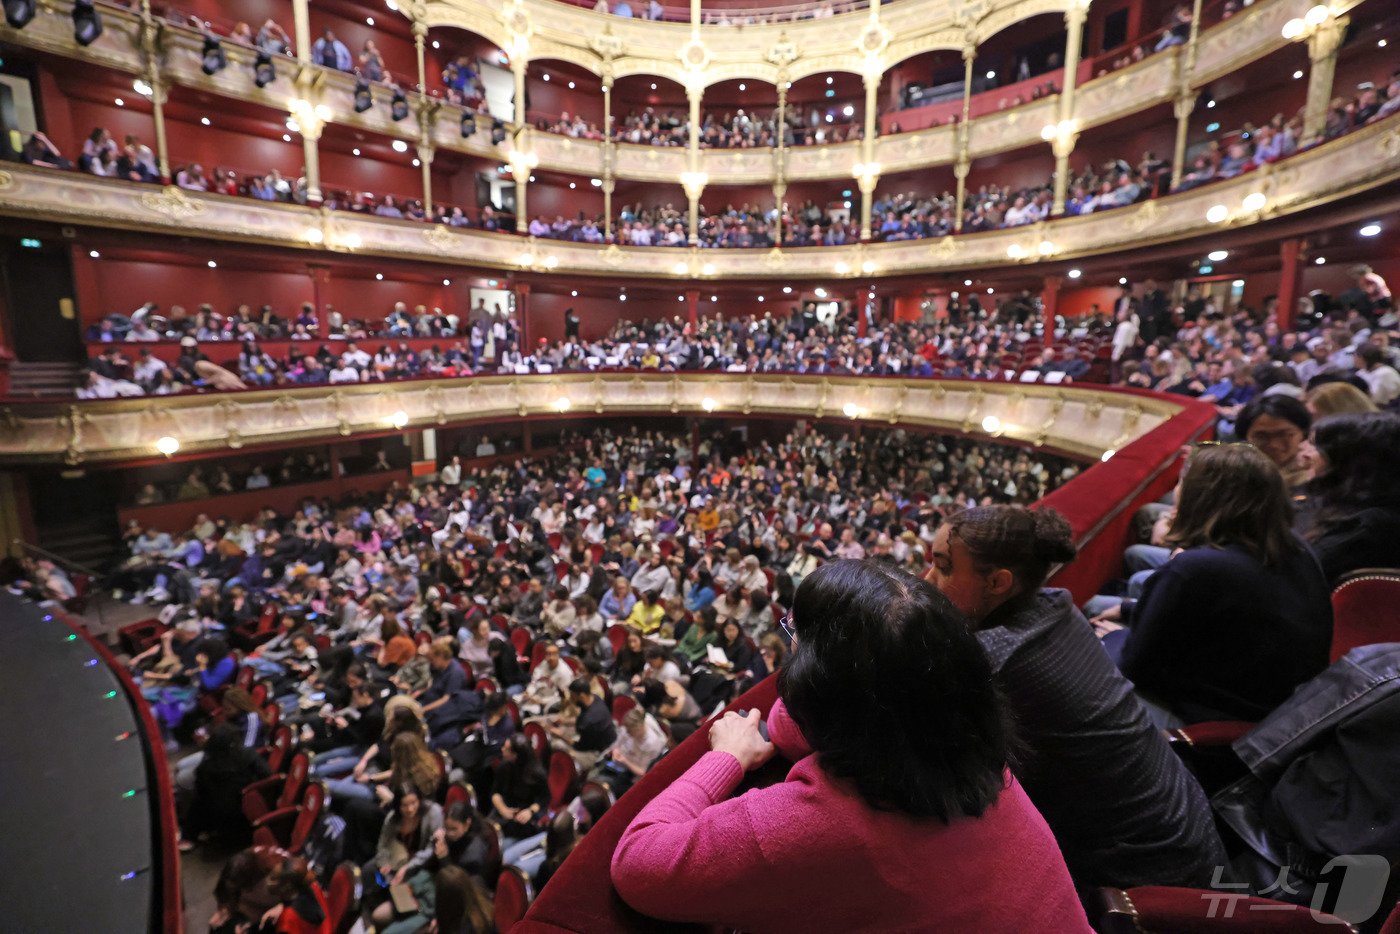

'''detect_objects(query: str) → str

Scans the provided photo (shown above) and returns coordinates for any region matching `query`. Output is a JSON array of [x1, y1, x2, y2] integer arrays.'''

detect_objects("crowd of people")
[[77, 292, 1095, 397], [82, 421, 1076, 931], [1175, 59, 1400, 193]]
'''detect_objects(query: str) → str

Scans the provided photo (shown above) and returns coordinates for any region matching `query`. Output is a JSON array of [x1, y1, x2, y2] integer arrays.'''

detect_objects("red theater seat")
[[326, 862, 361, 934], [1329, 569, 1400, 663], [242, 750, 309, 824], [252, 780, 325, 855], [495, 866, 535, 931]]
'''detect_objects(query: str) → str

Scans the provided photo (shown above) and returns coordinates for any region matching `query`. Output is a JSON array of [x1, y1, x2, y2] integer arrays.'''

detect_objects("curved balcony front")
[[0, 373, 1186, 465], [1, 111, 1395, 277]]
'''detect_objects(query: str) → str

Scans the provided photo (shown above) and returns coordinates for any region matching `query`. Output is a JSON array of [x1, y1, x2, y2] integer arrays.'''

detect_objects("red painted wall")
[[116, 468, 407, 530], [1060, 285, 1121, 317]]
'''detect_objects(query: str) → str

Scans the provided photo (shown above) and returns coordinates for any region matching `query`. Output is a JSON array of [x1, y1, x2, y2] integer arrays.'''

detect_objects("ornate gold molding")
[[0, 112, 1393, 277], [0, 0, 1367, 185], [0, 374, 1186, 464]]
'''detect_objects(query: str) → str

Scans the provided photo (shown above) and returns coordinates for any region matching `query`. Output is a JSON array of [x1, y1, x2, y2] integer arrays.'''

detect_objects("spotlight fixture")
[[72, 0, 102, 46], [201, 35, 226, 75], [354, 80, 373, 113], [4, 0, 37, 30], [391, 88, 409, 121], [460, 112, 477, 137], [254, 50, 276, 88]]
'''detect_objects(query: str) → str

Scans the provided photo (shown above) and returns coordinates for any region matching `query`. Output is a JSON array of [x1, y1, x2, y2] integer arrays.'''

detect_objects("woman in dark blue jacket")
[[1108, 443, 1332, 724]]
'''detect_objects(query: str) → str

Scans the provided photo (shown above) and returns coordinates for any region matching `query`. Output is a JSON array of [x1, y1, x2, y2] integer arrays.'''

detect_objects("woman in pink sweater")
[[611, 559, 1092, 932]]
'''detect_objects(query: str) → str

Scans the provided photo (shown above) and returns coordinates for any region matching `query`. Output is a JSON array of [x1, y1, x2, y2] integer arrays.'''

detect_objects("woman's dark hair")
[[484, 692, 507, 713], [695, 569, 714, 590], [389, 781, 423, 817], [945, 506, 1077, 592], [778, 560, 1009, 823], [444, 801, 478, 829], [1235, 393, 1311, 441], [1167, 443, 1297, 566], [749, 590, 770, 613], [1305, 413, 1400, 535], [433, 865, 493, 934]]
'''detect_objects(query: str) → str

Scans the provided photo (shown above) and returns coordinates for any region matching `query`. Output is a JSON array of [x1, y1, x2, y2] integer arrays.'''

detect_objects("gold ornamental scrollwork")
[[0, 171, 14, 190], [422, 225, 458, 253], [139, 186, 207, 220]]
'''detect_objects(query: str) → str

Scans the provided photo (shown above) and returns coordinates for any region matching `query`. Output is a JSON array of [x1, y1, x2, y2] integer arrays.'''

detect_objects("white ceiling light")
[[782, 286, 793, 294], [1207, 249, 1229, 262], [392, 140, 409, 152], [1242, 192, 1266, 212], [89, 250, 100, 258], [366, 16, 375, 25], [155, 436, 180, 456], [207, 260, 217, 268], [115, 98, 124, 107], [376, 273, 384, 280], [201, 117, 211, 125], [1067, 269, 1082, 279], [981, 415, 1001, 433], [739, 83, 746, 91], [814, 287, 828, 298], [1314, 256, 1326, 265], [1119, 277, 1128, 285], [1100, 449, 1116, 462], [986, 70, 996, 80], [1232, 279, 1245, 288], [568, 82, 576, 89], [963, 279, 972, 286], [1360, 223, 1382, 237], [542, 73, 550, 82], [443, 279, 451, 286], [353, 148, 361, 156], [1206, 204, 1229, 223], [571, 290, 578, 297]]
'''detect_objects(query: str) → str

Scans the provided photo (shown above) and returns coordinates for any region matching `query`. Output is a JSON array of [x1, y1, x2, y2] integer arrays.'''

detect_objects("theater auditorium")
[[1, 0, 1399, 929]]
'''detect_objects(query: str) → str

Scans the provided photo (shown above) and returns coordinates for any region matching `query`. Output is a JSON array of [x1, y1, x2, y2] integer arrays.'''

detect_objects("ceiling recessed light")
[[985, 70, 996, 80], [1380, 39, 1389, 48], [1207, 249, 1229, 262], [392, 140, 409, 153], [1293, 70, 1304, 79], [207, 260, 217, 268], [963, 279, 972, 286], [987, 287, 994, 294], [619, 294, 627, 302], [1207, 204, 1229, 223], [782, 286, 793, 294], [677, 295, 684, 302], [1119, 277, 1128, 285], [739, 83, 746, 91], [1232, 279, 1245, 288], [352, 148, 361, 156], [650, 83, 657, 90], [412, 158, 420, 167], [443, 279, 450, 286], [529, 175, 536, 182], [366, 16, 374, 25], [89, 250, 100, 258], [376, 273, 384, 280], [1242, 192, 1267, 212], [432, 40, 440, 49], [542, 74, 550, 82], [1067, 269, 1082, 279], [283, 134, 292, 142], [115, 98, 124, 107], [571, 290, 578, 297], [757, 296, 764, 302], [826, 76, 833, 85], [569, 182, 575, 188], [201, 117, 211, 125], [1360, 223, 1382, 237], [1314, 256, 1326, 265], [1206, 99, 1216, 108]]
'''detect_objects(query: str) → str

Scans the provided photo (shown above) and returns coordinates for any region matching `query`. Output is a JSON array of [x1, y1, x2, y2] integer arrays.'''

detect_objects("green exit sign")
[[19, 238, 41, 249]]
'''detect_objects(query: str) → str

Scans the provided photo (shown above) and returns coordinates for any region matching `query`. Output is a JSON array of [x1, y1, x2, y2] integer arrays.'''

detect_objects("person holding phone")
[[364, 783, 444, 930]]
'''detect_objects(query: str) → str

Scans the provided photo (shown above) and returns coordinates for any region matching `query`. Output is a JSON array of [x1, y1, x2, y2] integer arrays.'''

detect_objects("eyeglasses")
[[778, 612, 796, 641]]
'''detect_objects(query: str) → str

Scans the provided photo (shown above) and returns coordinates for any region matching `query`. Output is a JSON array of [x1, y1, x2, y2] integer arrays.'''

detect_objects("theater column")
[[1301, 14, 1349, 145], [686, 289, 699, 331], [510, 47, 532, 234], [138, 1, 170, 181], [953, 44, 975, 232], [1050, 0, 1088, 217], [683, 84, 705, 246], [289, 0, 323, 204], [515, 283, 531, 349], [1276, 238, 1303, 334], [1042, 274, 1061, 338], [1169, 91, 1198, 190], [602, 74, 615, 241], [856, 69, 881, 242], [859, 286, 875, 338]]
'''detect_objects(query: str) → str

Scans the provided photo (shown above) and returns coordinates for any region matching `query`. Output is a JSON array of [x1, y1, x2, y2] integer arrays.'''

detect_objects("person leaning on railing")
[[610, 559, 1093, 932]]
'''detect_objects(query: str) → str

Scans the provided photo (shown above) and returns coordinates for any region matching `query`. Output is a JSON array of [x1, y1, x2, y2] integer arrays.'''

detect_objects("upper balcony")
[[0, 110, 1394, 278], [0, 0, 1370, 183]]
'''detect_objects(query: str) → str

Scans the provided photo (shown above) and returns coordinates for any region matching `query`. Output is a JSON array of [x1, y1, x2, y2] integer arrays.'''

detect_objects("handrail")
[[11, 538, 107, 580]]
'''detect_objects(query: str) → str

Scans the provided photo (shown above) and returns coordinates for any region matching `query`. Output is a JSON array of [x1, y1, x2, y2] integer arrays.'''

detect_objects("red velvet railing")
[[517, 388, 1217, 932], [56, 605, 184, 934]]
